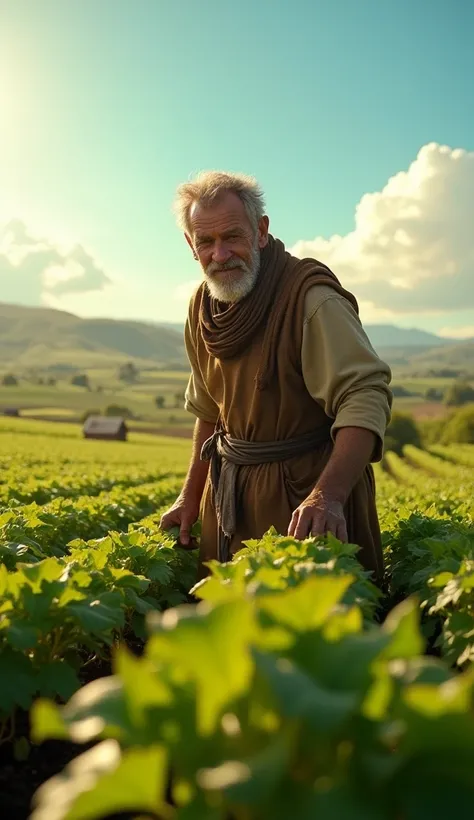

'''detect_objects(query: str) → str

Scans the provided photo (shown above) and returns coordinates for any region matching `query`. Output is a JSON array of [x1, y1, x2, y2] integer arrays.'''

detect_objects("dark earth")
[[0, 644, 165, 820]]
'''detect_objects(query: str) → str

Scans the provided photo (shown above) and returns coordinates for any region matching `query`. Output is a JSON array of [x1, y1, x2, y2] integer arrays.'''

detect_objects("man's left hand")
[[288, 491, 348, 542]]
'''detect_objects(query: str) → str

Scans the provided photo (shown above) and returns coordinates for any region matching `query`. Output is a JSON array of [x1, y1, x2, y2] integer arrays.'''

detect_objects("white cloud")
[[438, 325, 474, 340], [0, 218, 110, 306], [42, 260, 85, 289], [172, 279, 202, 302], [290, 143, 474, 314]]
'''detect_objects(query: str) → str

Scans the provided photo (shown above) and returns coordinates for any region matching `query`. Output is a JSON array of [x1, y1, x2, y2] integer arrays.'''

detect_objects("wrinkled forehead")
[[189, 191, 252, 237]]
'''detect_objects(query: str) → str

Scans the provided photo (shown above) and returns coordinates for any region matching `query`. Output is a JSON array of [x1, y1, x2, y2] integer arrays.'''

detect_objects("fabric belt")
[[200, 424, 332, 563]]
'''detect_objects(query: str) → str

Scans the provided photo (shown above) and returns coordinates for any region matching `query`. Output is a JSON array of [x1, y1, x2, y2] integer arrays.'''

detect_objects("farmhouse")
[[83, 415, 128, 441]]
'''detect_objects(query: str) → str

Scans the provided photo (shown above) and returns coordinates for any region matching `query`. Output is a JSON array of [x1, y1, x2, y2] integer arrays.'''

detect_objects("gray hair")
[[174, 170, 266, 235]]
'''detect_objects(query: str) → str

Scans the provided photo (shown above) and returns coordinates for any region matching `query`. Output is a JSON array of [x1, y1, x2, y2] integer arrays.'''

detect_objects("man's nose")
[[212, 242, 231, 264]]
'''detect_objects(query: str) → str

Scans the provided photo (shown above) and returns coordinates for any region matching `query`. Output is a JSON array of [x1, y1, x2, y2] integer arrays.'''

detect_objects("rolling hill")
[[0, 303, 186, 370], [0, 302, 472, 375]]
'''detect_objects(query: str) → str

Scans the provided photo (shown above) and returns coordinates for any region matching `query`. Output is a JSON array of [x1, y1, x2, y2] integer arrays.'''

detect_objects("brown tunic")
[[184, 281, 392, 585]]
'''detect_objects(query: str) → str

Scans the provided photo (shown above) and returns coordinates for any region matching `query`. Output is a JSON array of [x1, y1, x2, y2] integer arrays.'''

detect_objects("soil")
[[0, 640, 151, 820]]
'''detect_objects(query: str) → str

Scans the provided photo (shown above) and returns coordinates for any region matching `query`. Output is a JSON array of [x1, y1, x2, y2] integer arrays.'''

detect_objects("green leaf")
[[191, 575, 243, 604], [289, 624, 390, 693], [362, 671, 394, 720], [175, 796, 223, 820], [31, 700, 71, 743], [309, 782, 386, 820], [147, 561, 175, 585], [147, 600, 255, 734], [382, 598, 425, 659], [254, 651, 357, 734], [115, 647, 173, 720], [32, 675, 130, 745], [57, 586, 88, 607], [396, 780, 474, 820], [30, 741, 168, 820], [36, 661, 81, 700], [403, 668, 474, 717], [258, 575, 354, 632], [13, 735, 31, 762], [124, 587, 157, 615], [0, 648, 36, 712], [6, 621, 40, 650], [110, 568, 149, 592], [68, 593, 124, 635], [21, 582, 57, 623], [131, 611, 147, 639], [20, 558, 64, 589], [200, 732, 291, 807], [68, 569, 95, 589], [430, 571, 454, 588]]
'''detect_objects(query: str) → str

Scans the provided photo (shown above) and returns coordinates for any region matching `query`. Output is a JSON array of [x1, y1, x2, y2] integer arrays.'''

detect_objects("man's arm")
[[288, 426, 376, 541], [160, 299, 221, 544], [288, 288, 392, 541], [160, 418, 215, 546], [314, 426, 376, 504], [182, 418, 216, 506]]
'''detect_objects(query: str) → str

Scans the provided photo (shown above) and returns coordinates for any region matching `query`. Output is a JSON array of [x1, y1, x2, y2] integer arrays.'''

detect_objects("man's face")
[[186, 191, 269, 303]]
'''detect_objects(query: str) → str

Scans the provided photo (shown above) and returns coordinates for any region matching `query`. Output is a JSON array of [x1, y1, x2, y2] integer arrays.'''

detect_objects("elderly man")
[[160, 171, 392, 584]]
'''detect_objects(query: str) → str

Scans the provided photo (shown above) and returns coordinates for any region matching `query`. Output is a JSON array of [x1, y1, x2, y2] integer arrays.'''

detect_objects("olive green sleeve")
[[302, 287, 393, 461], [183, 312, 220, 424]]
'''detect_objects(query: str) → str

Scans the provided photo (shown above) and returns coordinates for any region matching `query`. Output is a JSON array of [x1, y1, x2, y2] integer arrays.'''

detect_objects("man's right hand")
[[159, 493, 200, 548]]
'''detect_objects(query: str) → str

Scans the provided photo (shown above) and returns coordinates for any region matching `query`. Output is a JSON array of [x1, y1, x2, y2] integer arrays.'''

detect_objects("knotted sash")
[[201, 425, 332, 562]]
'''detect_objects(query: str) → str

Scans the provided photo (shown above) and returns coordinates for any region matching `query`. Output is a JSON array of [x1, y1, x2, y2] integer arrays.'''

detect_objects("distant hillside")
[[364, 324, 451, 349], [408, 339, 474, 370], [0, 301, 472, 375], [0, 303, 186, 370], [157, 321, 467, 351]]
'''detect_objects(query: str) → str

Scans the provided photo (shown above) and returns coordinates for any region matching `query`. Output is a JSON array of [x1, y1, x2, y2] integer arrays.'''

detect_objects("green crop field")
[[1, 418, 473, 819], [1, 369, 457, 438], [0, 368, 194, 436]]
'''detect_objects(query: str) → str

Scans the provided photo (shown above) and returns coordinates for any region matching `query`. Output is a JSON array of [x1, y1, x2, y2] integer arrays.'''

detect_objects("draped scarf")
[[198, 234, 359, 390]]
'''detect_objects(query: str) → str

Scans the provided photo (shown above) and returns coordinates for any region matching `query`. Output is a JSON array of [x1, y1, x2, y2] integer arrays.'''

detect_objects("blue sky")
[[1, 0, 473, 335]]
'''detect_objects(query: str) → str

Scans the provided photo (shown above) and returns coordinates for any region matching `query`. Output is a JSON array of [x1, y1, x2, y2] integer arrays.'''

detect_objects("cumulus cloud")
[[290, 143, 474, 316], [173, 278, 202, 302], [0, 218, 110, 306]]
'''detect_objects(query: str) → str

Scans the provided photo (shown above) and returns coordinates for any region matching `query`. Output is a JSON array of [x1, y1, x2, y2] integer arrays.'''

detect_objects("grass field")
[[0, 369, 194, 435], [1, 418, 473, 818], [0, 370, 458, 437]]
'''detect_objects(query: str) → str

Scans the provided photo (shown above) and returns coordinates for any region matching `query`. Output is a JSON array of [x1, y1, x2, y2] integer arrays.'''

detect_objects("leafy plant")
[[30, 576, 474, 820]]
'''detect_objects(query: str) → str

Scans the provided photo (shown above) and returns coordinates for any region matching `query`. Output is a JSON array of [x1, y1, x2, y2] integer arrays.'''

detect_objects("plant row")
[[0, 477, 183, 568], [383, 503, 474, 667], [28, 529, 474, 820], [402, 445, 474, 485], [0, 465, 182, 508], [0, 516, 199, 750]]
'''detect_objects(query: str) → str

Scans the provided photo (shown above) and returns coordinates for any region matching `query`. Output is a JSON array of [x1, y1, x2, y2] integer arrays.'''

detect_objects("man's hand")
[[160, 418, 214, 549], [159, 493, 200, 548], [288, 490, 348, 542], [287, 427, 377, 542]]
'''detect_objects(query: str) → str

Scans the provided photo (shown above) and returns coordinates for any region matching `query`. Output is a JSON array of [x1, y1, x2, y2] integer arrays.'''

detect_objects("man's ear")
[[257, 215, 270, 248], [184, 233, 198, 259]]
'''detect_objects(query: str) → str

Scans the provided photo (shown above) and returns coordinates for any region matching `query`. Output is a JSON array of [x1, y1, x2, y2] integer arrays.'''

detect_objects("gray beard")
[[204, 239, 260, 303]]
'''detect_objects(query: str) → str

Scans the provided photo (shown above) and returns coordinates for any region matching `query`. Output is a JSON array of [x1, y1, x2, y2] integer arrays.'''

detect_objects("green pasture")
[[0, 416, 192, 472], [0, 370, 460, 434], [0, 369, 193, 428], [392, 377, 457, 395]]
